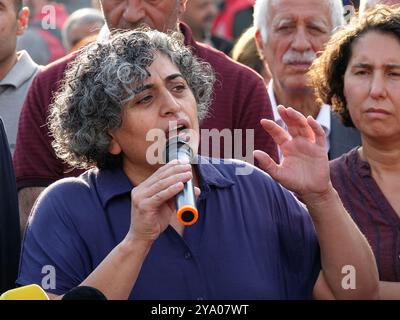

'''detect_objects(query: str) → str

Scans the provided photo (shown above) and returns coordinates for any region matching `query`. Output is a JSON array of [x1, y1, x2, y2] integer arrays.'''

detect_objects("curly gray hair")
[[49, 28, 215, 170]]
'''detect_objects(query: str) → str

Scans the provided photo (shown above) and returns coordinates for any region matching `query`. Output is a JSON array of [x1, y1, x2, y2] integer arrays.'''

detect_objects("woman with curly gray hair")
[[49, 29, 214, 171], [16, 28, 379, 301]]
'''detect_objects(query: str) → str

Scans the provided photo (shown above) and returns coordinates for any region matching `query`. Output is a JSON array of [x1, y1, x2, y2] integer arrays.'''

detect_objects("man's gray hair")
[[359, 0, 400, 16], [254, 0, 345, 42], [49, 29, 215, 170], [62, 8, 105, 51], [359, 0, 380, 15]]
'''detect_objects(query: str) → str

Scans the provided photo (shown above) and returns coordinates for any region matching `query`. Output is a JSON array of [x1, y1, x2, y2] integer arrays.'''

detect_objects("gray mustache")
[[282, 50, 316, 64]]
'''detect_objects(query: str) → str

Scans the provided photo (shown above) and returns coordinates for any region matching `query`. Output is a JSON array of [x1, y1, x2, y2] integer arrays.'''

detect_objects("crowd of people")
[[0, 0, 399, 299]]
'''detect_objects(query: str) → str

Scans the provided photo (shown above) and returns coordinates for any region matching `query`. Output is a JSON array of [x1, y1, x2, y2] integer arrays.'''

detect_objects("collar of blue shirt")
[[94, 155, 236, 208]]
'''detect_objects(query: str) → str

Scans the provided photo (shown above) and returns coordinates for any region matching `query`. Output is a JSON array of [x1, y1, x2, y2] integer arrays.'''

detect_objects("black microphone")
[[164, 136, 198, 225], [61, 286, 107, 300]]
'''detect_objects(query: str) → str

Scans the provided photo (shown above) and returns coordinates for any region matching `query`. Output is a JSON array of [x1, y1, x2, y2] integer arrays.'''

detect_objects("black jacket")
[[0, 118, 20, 292]]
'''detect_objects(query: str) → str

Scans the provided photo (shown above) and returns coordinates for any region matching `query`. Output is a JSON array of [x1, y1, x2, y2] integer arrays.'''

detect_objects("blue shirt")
[[18, 156, 320, 299]]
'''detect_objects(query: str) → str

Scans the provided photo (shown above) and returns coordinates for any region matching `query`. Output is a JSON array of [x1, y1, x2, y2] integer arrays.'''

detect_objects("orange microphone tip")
[[177, 205, 198, 226]]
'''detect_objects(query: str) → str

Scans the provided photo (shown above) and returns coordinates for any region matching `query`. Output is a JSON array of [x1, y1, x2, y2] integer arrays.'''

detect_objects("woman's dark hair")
[[309, 5, 400, 127]]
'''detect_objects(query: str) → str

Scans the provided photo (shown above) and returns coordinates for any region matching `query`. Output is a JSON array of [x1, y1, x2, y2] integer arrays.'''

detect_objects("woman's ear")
[[17, 7, 30, 36], [108, 135, 122, 155]]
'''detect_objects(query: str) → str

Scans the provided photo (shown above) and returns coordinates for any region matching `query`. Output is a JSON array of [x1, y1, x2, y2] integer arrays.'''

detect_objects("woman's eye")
[[173, 84, 186, 92], [354, 70, 367, 76], [137, 95, 153, 104]]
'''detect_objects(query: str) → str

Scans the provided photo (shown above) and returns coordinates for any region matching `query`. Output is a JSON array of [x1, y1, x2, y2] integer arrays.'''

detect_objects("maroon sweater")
[[330, 148, 400, 281], [14, 23, 277, 189]]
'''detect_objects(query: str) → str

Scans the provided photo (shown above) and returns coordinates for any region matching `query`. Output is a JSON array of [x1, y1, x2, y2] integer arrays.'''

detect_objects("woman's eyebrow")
[[165, 73, 185, 81]]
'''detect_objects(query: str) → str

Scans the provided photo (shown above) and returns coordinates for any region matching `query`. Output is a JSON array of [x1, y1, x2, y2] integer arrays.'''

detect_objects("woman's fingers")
[[143, 171, 193, 198], [140, 159, 191, 189], [253, 150, 279, 180], [260, 118, 291, 146], [194, 187, 201, 199], [278, 106, 314, 140], [148, 182, 185, 207], [132, 158, 199, 212], [307, 116, 326, 148]]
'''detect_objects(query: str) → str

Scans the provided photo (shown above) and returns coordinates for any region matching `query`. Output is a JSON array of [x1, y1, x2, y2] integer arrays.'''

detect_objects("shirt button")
[[184, 252, 192, 260]]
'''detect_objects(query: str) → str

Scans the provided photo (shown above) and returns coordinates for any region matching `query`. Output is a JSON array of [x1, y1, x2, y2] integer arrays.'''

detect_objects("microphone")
[[164, 136, 198, 226], [0, 284, 49, 300], [0, 284, 107, 300], [61, 286, 107, 300]]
